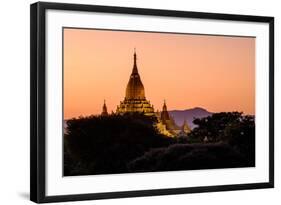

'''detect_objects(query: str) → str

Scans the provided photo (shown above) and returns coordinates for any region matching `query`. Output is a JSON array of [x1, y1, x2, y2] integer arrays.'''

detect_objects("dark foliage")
[[64, 112, 255, 176], [188, 112, 255, 165], [128, 112, 255, 172], [128, 143, 250, 172], [64, 113, 174, 175], [224, 115, 255, 163], [188, 112, 244, 143]]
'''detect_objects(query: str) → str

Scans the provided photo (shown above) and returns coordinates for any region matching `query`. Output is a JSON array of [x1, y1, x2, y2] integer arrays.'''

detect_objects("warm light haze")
[[63, 28, 255, 119]]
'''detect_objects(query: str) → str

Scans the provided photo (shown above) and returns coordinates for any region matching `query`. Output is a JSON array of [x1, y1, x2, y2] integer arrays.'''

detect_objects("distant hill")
[[169, 107, 212, 129]]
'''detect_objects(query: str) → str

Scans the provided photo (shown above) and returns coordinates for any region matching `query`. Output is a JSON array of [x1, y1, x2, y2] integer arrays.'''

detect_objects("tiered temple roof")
[[116, 50, 154, 116]]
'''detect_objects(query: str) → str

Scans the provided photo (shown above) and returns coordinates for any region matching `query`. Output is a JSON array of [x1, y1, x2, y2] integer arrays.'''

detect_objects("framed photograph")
[[30, 2, 274, 203]]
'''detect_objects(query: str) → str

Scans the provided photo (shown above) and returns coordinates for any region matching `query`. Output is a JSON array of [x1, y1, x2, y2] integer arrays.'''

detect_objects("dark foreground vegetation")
[[64, 112, 255, 176]]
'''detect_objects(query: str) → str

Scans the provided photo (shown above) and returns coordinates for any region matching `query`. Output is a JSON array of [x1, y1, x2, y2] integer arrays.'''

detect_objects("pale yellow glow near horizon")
[[64, 28, 255, 119]]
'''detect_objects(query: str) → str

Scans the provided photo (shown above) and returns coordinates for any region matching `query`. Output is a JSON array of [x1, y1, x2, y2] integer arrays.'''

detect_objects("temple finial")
[[132, 48, 138, 74], [134, 48, 137, 63]]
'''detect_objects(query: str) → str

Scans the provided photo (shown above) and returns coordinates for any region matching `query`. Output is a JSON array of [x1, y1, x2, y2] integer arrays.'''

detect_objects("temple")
[[116, 50, 155, 116], [101, 50, 190, 137]]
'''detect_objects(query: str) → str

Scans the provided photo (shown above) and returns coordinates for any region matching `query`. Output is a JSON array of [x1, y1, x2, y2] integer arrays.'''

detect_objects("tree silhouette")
[[188, 112, 255, 165], [128, 143, 249, 172], [64, 113, 174, 175], [64, 112, 255, 175]]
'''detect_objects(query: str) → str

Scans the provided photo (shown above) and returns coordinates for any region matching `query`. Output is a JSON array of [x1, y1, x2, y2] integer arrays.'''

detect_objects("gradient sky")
[[63, 28, 255, 119]]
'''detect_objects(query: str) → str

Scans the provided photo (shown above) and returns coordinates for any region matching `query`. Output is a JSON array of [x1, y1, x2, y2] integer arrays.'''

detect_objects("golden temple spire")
[[125, 49, 145, 100], [116, 50, 154, 116]]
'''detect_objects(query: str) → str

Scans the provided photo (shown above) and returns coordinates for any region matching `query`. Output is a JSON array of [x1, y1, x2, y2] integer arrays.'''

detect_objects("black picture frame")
[[30, 1, 274, 203]]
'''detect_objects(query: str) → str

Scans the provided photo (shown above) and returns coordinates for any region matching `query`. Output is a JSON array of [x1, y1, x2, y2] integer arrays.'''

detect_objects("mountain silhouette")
[[169, 107, 212, 129]]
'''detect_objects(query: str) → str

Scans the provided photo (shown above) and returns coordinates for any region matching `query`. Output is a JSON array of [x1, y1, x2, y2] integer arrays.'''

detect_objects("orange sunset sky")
[[63, 28, 255, 119]]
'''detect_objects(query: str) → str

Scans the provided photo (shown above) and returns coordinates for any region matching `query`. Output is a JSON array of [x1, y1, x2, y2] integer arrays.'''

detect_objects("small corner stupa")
[[181, 118, 191, 134], [101, 100, 108, 116], [159, 100, 181, 136], [116, 49, 155, 116]]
